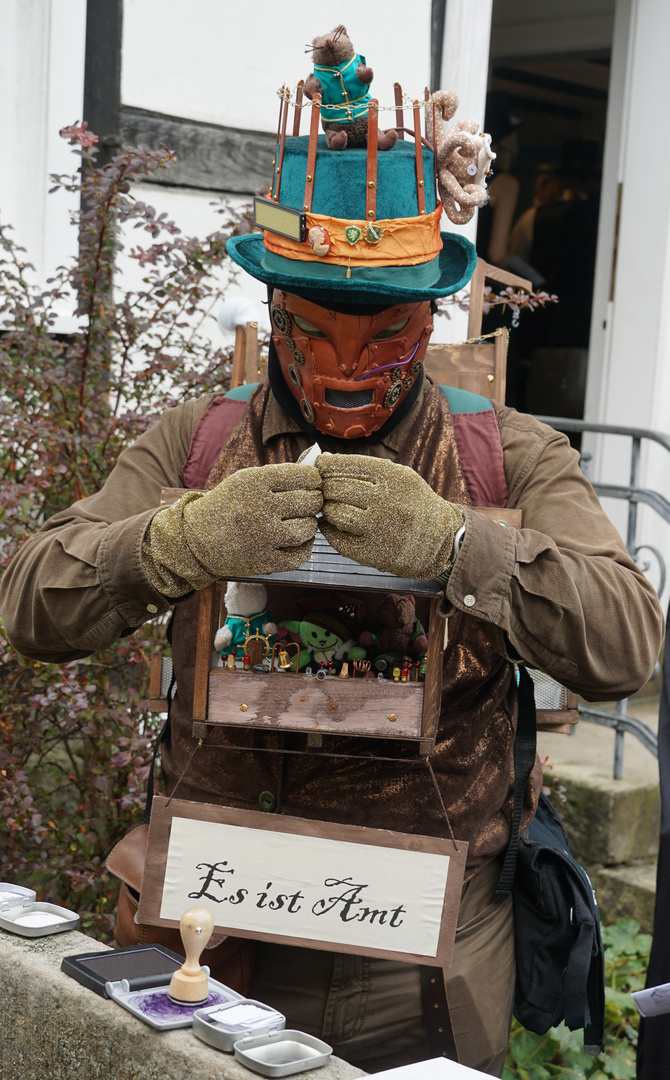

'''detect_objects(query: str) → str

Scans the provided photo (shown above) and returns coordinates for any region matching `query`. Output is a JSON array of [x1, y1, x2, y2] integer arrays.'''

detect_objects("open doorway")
[[481, 0, 614, 421]]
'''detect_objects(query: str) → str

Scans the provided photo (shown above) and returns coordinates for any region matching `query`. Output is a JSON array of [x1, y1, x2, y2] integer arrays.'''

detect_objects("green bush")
[[504, 918, 651, 1079]]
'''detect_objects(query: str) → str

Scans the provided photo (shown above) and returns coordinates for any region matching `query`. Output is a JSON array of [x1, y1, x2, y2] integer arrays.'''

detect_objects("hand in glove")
[[143, 463, 322, 596], [318, 454, 464, 580]]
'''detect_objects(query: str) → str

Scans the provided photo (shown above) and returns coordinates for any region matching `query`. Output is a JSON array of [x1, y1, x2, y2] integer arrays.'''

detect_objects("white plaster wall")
[[121, 0, 432, 133], [0, 0, 86, 329], [118, 184, 269, 362], [435, 0, 493, 344]]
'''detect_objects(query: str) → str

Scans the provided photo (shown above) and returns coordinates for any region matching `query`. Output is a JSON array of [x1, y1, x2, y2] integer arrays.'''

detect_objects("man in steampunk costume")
[[0, 101, 663, 1078]]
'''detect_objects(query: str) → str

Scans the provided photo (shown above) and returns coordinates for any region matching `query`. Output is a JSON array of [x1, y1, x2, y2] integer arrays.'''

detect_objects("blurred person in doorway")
[[507, 163, 566, 287], [518, 139, 602, 422], [476, 91, 522, 269]]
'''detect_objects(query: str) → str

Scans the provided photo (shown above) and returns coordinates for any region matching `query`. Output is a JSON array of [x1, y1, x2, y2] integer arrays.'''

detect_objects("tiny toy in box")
[[193, 531, 448, 755]]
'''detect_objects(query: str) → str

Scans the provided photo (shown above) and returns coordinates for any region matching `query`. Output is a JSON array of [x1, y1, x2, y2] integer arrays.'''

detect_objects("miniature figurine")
[[276, 591, 367, 671], [214, 582, 277, 663], [353, 659, 371, 679], [359, 594, 427, 676]]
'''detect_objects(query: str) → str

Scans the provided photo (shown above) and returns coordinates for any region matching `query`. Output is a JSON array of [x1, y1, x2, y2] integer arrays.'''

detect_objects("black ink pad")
[[61, 944, 184, 998]]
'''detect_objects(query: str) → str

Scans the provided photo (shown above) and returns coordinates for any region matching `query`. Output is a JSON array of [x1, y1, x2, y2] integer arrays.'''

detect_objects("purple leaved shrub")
[[0, 124, 247, 939]]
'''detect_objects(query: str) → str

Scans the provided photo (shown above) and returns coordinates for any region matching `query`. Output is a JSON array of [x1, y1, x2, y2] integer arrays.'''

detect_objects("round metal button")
[[258, 790, 277, 813], [146, 603, 158, 614], [463, 594, 476, 607]]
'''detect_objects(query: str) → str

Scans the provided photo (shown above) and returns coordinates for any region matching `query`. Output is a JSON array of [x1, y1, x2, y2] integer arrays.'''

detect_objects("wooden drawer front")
[[207, 669, 424, 739]]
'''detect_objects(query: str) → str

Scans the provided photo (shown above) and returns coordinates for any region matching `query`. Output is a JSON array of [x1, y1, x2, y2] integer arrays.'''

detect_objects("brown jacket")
[[0, 381, 663, 873]]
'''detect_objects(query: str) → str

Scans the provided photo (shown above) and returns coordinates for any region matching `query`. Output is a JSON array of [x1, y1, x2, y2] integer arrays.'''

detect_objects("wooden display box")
[[191, 532, 449, 754], [158, 491, 561, 753]]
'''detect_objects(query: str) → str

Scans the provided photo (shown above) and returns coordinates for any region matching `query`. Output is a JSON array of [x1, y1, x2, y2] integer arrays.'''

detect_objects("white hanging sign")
[[138, 797, 468, 967]]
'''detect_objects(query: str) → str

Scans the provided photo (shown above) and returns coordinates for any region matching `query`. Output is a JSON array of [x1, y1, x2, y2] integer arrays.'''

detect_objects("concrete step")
[[543, 765, 660, 866], [587, 860, 657, 933], [539, 703, 661, 930]]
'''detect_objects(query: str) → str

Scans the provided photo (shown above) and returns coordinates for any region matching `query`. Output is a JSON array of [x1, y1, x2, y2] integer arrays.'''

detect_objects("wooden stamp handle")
[[179, 906, 214, 976]]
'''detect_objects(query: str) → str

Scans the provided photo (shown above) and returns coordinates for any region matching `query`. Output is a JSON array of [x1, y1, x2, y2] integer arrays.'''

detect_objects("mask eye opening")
[[292, 314, 327, 338], [371, 317, 410, 340]]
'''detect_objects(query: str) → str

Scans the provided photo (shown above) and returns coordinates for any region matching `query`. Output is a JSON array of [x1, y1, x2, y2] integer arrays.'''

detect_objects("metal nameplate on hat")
[[254, 197, 306, 243]]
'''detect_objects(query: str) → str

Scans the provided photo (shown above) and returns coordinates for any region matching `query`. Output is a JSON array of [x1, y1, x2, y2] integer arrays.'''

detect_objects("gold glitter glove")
[[143, 463, 323, 597], [318, 454, 465, 580]]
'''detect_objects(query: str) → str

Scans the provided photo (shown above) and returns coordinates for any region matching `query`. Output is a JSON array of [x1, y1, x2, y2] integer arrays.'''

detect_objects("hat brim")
[[227, 231, 477, 305]]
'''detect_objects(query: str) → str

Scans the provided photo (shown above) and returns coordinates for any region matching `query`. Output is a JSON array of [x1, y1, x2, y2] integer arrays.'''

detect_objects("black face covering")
[[264, 286, 431, 442]]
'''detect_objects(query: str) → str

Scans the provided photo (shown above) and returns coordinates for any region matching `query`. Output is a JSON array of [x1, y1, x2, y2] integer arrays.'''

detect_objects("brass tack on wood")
[[388, 714, 398, 722], [240, 704, 248, 712]]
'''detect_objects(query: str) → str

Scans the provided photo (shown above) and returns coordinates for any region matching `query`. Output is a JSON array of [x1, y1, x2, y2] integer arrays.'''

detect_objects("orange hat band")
[[263, 203, 443, 270]]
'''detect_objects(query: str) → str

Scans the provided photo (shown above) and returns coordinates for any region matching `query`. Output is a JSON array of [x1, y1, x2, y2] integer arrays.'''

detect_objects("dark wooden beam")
[[83, 0, 123, 164], [118, 107, 276, 195], [430, 0, 446, 91]]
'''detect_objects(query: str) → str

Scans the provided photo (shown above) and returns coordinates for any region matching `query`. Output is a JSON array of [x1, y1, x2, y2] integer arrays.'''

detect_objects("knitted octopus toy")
[[426, 90, 496, 225]]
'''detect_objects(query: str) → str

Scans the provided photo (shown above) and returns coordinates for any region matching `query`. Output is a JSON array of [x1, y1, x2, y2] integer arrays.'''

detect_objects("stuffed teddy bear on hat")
[[303, 25, 397, 151], [276, 590, 367, 670]]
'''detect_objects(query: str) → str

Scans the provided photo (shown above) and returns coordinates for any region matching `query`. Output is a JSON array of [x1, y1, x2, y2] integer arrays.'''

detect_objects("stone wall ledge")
[[0, 925, 365, 1080]]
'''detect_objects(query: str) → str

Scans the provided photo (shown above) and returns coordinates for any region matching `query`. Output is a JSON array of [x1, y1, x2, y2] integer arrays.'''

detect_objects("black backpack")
[[495, 668, 606, 1054]]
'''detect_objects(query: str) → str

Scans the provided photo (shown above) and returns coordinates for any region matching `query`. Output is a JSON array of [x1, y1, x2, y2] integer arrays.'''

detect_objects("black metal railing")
[[534, 416, 668, 779]]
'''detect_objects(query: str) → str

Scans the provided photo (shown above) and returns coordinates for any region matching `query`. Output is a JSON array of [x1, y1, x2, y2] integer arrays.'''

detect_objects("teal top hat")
[[227, 92, 477, 306]]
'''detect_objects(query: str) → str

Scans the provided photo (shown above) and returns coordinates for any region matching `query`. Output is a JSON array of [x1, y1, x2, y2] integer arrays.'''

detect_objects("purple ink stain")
[[134, 987, 230, 1021]]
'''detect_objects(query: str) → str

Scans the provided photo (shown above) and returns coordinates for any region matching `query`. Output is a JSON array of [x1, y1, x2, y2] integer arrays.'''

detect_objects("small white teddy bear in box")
[[214, 582, 277, 658]]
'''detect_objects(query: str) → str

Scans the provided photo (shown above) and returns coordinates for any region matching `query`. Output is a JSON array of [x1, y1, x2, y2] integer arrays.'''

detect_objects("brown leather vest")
[[162, 382, 541, 876]]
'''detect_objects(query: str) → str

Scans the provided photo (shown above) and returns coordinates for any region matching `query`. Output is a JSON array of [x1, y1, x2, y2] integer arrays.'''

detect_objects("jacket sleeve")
[[445, 410, 664, 700], [0, 397, 211, 663]]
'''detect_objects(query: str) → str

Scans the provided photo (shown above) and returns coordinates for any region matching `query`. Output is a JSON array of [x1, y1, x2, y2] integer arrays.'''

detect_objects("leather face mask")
[[270, 290, 433, 439]]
